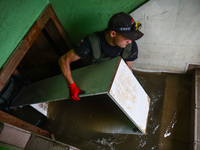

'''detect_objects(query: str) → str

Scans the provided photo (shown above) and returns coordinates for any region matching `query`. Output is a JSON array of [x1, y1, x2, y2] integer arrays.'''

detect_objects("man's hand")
[[68, 83, 86, 101]]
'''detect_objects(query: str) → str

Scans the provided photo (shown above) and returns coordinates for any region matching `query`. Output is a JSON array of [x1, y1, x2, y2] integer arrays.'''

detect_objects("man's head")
[[108, 12, 143, 41]]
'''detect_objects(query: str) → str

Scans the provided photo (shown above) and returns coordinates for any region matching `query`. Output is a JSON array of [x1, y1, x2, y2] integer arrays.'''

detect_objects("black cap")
[[108, 12, 144, 41]]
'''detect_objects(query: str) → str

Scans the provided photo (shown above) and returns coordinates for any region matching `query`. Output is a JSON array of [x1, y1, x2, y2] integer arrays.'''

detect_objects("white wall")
[[131, 0, 200, 73]]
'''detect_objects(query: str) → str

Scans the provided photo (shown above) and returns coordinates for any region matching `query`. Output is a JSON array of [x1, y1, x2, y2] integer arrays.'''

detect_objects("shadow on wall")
[[50, 0, 148, 44], [66, 12, 111, 44]]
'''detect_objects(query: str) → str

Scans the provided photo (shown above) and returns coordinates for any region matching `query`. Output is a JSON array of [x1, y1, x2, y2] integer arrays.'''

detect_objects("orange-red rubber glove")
[[68, 83, 85, 101]]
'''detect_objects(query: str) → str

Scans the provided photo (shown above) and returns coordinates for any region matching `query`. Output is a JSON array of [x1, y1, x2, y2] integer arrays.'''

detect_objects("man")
[[58, 12, 143, 101]]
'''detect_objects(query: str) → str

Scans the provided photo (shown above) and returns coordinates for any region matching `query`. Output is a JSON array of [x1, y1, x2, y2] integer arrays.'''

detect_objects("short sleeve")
[[74, 36, 92, 58], [123, 41, 138, 61]]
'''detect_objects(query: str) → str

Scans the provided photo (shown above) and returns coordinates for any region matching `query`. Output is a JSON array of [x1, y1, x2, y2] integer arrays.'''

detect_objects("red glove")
[[68, 83, 85, 101]]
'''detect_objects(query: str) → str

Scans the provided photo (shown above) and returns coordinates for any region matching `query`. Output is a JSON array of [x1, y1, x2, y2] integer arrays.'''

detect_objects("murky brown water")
[[93, 72, 167, 150], [46, 71, 192, 150]]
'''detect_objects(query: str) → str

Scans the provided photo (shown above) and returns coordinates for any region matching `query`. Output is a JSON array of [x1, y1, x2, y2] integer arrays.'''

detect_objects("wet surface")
[[45, 71, 192, 150], [159, 73, 192, 150]]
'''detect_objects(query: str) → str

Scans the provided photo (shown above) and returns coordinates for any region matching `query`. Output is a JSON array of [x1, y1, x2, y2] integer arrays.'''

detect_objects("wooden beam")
[[0, 4, 73, 91], [0, 110, 50, 138], [0, 5, 50, 91], [48, 5, 74, 50]]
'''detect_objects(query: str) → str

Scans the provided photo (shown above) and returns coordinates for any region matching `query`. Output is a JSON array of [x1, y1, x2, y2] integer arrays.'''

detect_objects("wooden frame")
[[0, 4, 73, 91], [0, 110, 50, 137]]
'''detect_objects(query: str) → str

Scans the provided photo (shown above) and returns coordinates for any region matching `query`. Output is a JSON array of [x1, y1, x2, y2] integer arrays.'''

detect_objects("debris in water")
[[136, 136, 148, 149], [152, 125, 159, 134], [164, 112, 177, 138], [91, 134, 128, 150]]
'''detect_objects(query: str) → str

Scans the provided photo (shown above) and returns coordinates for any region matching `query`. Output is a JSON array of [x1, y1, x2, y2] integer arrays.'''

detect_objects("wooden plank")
[[0, 110, 50, 137], [43, 19, 70, 55], [49, 5, 74, 50]]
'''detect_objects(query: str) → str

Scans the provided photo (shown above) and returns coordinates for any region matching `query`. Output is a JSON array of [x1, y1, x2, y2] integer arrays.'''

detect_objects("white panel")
[[109, 59, 150, 133], [31, 103, 48, 116]]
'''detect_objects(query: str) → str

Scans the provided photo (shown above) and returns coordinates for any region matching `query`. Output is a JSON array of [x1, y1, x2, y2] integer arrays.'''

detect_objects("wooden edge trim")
[[0, 4, 51, 91], [0, 110, 51, 137], [49, 5, 74, 49]]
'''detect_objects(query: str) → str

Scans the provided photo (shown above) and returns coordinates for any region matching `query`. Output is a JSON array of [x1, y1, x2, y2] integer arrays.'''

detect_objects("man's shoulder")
[[88, 31, 104, 38]]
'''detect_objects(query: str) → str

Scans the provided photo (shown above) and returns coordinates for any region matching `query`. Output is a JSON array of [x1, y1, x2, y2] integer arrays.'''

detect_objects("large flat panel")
[[11, 57, 150, 134], [11, 57, 120, 106], [109, 59, 150, 134]]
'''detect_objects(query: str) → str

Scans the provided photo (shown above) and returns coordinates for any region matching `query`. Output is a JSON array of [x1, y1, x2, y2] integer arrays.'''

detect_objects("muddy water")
[[90, 72, 167, 150], [46, 71, 192, 150]]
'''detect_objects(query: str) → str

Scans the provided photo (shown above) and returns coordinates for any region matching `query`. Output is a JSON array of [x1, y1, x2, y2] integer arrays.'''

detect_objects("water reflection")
[[81, 72, 167, 150], [164, 112, 177, 138], [47, 71, 192, 150]]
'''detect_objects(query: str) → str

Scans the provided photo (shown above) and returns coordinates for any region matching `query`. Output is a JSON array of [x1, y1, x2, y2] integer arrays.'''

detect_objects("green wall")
[[0, 0, 147, 69], [50, 0, 147, 45], [0, 0, 48, 69]]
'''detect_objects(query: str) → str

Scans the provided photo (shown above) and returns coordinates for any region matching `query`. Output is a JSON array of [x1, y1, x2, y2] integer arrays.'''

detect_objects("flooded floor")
[[45, 71, 192, 150]]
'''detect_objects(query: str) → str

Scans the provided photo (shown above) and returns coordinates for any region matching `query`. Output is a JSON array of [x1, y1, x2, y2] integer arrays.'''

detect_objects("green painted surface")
[[11, 57, 120, 106], [49, 0, 148, 45], [0, 0, 147, 73], [0, 0, 48, 69], [0, 142, 23, 150]]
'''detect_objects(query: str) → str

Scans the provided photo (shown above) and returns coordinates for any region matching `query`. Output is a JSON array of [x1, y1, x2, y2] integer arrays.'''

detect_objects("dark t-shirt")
[[74, 31, 138, 62]]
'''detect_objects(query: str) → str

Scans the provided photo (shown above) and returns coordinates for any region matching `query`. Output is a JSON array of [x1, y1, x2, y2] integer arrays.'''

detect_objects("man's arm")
[[58, 49, 81, 85], [125, 61, 133, 73], [59, 49, 86, 101]]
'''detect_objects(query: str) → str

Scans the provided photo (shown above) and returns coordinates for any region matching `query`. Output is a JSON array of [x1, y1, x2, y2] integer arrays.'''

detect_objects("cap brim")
[[121, 30, 144, 41]]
